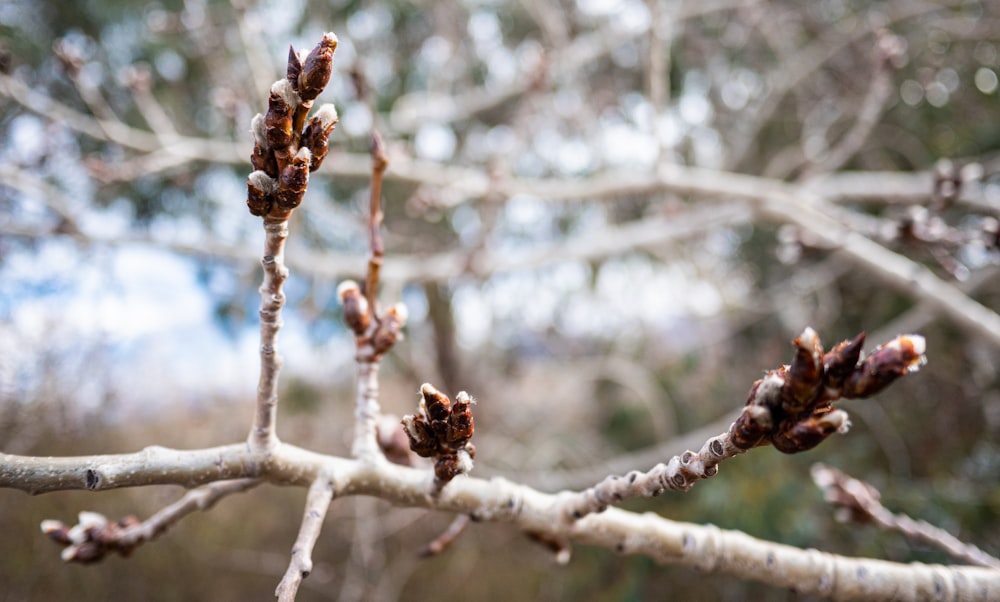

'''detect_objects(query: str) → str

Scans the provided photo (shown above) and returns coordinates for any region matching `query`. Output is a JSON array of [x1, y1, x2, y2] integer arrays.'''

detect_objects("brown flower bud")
[[731, 404, 773, 449], [771, 409, 849, 454], [421, 382, 451, 423], [402, 413, 439, 458], [40, 520, 72, 545], [823, 332, 866, 392], [372, 303, 408, 355], [433, 448, 473, 483], [302, 104, 339, 172], [286, 45, 302, 92], [298, 32, 338, 102], [265, 79, 297, 151], [246, 170, 276, 217], [446, 391, 475, 447], [250, 114, 278, 177], [337, 280, 370, 335], [841, 335, 926, 398], [274, 147, 311, 211], [782, 327, 824, 413]]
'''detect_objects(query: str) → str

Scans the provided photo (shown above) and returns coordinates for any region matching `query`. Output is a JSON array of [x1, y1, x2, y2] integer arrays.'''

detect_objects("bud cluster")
[[246, 33, 340, 221], [401, 383, 477, 484], [41, 511, 140, 564], [337, 280, 408, 360], [733, 328, 926, 453]]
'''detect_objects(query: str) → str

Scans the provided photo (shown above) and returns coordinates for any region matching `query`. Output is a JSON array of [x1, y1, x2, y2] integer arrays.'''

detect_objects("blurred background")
[[1, 0, 999, 599]]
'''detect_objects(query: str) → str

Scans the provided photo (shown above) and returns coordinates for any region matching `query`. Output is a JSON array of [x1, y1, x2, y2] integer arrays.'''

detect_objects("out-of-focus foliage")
[[1, 0, 999, 599]]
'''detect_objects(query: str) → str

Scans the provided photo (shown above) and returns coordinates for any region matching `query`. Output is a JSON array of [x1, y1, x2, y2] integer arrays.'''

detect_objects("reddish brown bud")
[[246, 171, 276, 217], [302, 104, 339, 172], [40, 520, 72, 545], [265, 79, 297, 151], [250, 114, 278, 177], [298, 33, 337, 102], [337, 280, 370, 335], [402, 413, 439, 458], [433, 448, 474, 483], [274, 147, 310, 211], [286, 45, 303, 92], [446, 392, 475, 447], [772, 409, 849, 454], [782, 327, 824, 413], [842, 335, 926, 398], [731, 404, 773, 449], [421, 383, 451, 422], [372, 303, 408, 355], [823, 332, 866, 391]]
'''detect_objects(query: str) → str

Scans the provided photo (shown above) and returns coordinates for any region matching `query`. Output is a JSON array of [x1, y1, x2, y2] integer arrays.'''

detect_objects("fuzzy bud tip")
[[315, 103, 339, 128], [336, 280, 361, 302], [270, 78, 299, 107]]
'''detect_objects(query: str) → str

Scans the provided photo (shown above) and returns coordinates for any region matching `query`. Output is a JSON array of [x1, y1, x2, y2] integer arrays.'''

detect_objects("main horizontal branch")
[[2, 443, 997, 600]]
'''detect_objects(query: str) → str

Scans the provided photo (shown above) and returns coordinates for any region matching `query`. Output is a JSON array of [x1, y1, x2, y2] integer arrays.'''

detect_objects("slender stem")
[[365, 130, 388, 315], [351, 361, 382, 460], [119, 479, 261, 547], [812, 464, 1000, 570], [249, 218, 291, 453], [275, 476, 336, 601], [418, 514, 470, 557]]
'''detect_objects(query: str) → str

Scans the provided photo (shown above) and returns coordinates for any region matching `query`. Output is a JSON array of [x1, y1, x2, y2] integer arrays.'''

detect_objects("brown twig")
[[366, 129, 388, 318], [418, 514, 471, 557], [811, 464, 1000, 569], [562, 329, 926, 520], [41, 479, 260, 562]]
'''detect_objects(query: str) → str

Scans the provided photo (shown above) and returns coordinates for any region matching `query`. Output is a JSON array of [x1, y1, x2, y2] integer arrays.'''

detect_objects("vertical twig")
[[352, 360, 382, 458], [350, 130, 391, 461], [249, 218, 291, 453], [365, 130, 388, 316], [275, 477, 336, 601]]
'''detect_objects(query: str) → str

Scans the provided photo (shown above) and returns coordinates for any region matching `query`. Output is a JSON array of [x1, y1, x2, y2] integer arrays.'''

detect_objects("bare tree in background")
[[1, 1, 1000, 599]]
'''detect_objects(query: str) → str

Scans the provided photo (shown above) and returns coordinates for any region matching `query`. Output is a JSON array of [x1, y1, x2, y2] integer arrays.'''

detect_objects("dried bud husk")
[[246, 170, 276, 217], [302, 104, 339, 171], [265, 79, 297, 151], [372, 303, 408, 355], [298, 32, 338, 102], [337, 280, 370, 335], [446, 392, 475, 447], [782, 327, 824, 413], [823, 332, 866, 392], [842, 335, 926, 398], [274, 147, 311, 211]]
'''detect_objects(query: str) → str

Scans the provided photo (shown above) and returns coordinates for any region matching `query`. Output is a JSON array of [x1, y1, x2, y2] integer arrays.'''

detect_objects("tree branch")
[[3, 443, 998, 599], [276, 476, 337, 601], [812, 464, 1000, 570]]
